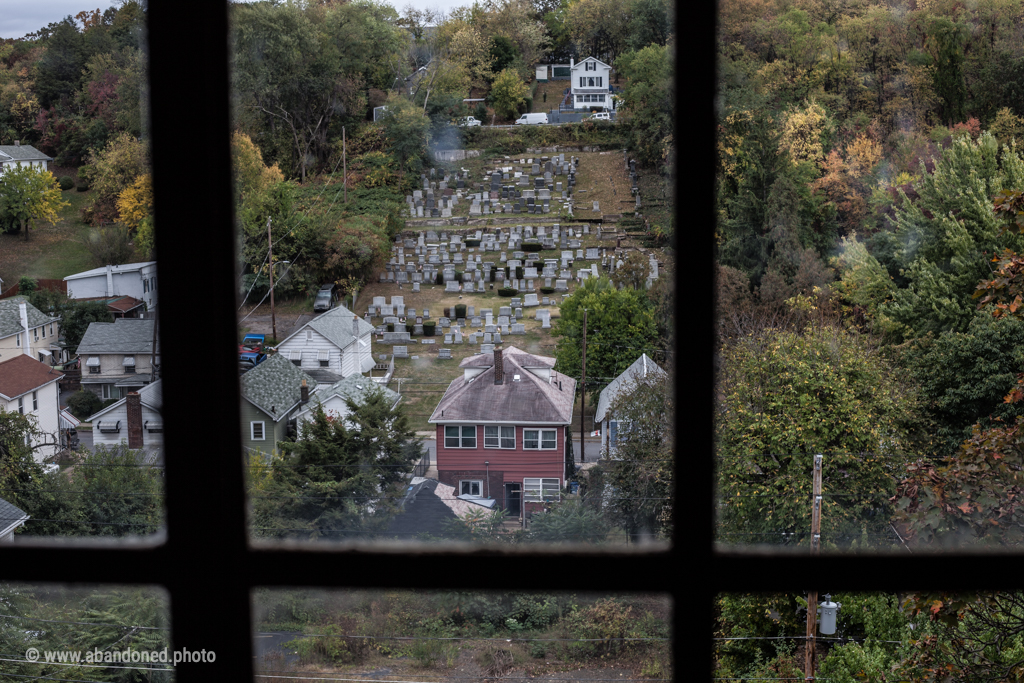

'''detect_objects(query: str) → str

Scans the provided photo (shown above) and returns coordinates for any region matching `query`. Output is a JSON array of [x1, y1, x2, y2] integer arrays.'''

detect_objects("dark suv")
[[313, 283, 335, 312]]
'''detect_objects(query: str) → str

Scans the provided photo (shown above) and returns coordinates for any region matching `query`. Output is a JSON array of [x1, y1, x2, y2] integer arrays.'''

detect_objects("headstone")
[[555, 279, 568, 291], [394, 346, 409, 358], [511, 323, 526, 335], [438, 348, 452, 359]]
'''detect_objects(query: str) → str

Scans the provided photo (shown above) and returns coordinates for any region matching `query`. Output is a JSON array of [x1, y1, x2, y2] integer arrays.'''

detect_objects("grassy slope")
[[0, 188, 98, 284]]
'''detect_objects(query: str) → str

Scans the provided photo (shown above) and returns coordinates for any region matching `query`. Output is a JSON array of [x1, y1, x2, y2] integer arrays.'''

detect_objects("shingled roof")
[[0, 354, 63, 400], [77, 318, 160, 355], [0, 297, 54, 340], [240, 352, 316, 421], [0, 496, 29, 539], [0, 144, 52, 163], [313, 374, 400, 410], [429, 346, 575, 424], [594, 353, 666, 424], [279, 304, 375, 351]]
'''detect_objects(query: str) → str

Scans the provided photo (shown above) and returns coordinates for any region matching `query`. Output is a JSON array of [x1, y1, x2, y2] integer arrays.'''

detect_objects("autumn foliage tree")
[[0, 164, 69, 241]]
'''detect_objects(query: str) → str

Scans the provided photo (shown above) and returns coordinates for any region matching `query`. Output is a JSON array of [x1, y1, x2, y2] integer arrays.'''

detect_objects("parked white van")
[[515, 113, 548, 125]]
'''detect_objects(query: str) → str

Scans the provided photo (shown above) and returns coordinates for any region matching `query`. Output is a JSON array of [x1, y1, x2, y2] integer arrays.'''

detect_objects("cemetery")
[[350, 147, 670, 434]]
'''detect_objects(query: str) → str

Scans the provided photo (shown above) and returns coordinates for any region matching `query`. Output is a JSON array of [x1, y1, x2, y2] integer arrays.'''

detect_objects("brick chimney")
[[493, 347, 503, 385], [126, 392, 143, 449], [300, 379, 309, 404]]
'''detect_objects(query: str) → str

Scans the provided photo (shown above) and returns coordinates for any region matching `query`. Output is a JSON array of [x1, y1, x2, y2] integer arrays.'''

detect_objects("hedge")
[[387, 323, 394, 332], [522, 242, 544, 252], [497, 287, 518, 297], [455, 304, 467, 319], [405, 323, 415, 334], [58, 176, 74, 191], [515, 266, 524, 280], [540, 287, 555, 294], [423, 321, 436, 336], [465, 239, 481, 247], [435, 272, 444, 285]]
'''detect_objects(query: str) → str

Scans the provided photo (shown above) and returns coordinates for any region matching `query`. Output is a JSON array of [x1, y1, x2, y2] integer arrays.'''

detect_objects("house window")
[[33, 327, 38, 342], [144, 279, 149, 293], [610, 420, 618, 447], [123, 356, 136, 373], [484, 425, 515, 449], [460, 480, 483, 497], [18, 397, 23, 414], [524, 477, 561, 502], [306, 330, 313, 341], [50, 323, 53, 336], [290, 350, 302, 366], [579, 77, 586, 88], [588, 77, 595, 87], [318, 349, 329, 367], [444, 425, 476, 448], [41, 324, 45, 338], [523, 428, 557, 449], [577, 95, 583, 102], [251, 421, 265, 441], [32, 391, 37, 411], [597, 77, 602, 87], [15, 333, 19, 346]]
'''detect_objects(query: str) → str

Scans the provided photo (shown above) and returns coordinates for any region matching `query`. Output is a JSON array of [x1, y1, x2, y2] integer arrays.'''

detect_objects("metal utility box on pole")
[[805, 454, 823, 681]]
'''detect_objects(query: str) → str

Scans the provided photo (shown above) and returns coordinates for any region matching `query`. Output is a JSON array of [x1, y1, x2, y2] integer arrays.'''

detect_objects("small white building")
[[570, 57, 614, 111], [87, 379, 163, 456], [593, 353, 667, 455], [275, 305, 375, 383], [64, 262, 158, 315], [0, 297, 61, 365], [292, 374, 401, 431], [0, 142, 52, 174], [0, 354, 64, 462]]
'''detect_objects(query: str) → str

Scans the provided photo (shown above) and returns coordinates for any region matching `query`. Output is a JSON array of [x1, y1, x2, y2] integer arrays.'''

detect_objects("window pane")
[[462, 425, 476, 448]]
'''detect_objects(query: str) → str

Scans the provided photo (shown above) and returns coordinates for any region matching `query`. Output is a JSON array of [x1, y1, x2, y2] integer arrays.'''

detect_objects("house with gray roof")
[[594, 353, 666, 455], [0, 142, 52, 174], [292, 373, 401, 432], [64, 262, 158, 315], [87, 379, 163, 459], [428, 346, 576, 518], [77, 318, 160, 401], [0, 496, 29, 541], [240, 352, 317, 457], [275, 304, 375, 383], [0, 297, 60, 365]]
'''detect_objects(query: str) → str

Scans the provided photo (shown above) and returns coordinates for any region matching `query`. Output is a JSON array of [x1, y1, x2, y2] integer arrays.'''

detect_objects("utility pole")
[[805, 454, 823, 682], [343, 126, 347, 204], [267, 217, 276, 342], [579, 309, 587, 465]]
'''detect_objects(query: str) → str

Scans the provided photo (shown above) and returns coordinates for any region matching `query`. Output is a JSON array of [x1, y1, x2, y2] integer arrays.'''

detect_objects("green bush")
[[423, 321, 436, 336], [540, 287, 555, 294], [465, 239, 481, 247], [455, 304, 467, 319], [67, 390, 104, 420], [522, 242, 543, 252], [455, 271, 463, 283], [58, 175, 74, 191], [405, 323, 415, 334], [387, 323, 394, 332], [515, 266, 524, 280], [498, 287, 518, 297], [435, 272, 444, 285]]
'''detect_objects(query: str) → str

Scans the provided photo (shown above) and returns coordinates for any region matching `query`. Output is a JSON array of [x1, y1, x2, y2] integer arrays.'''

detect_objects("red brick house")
[[428, 346, 576, 517]]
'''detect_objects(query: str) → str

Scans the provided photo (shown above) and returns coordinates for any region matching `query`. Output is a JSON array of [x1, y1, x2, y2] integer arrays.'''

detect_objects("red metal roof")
[[0, 354, 63, 400]]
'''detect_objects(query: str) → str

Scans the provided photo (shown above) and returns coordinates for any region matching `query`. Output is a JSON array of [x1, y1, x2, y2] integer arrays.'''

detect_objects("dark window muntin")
[[0, 5, 684, 682]]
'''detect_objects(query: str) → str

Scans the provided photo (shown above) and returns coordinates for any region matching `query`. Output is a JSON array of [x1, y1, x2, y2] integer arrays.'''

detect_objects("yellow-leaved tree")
[[0, 164, 69, 241], [778, 101, 833, 169], [115, 173, 152, 230]]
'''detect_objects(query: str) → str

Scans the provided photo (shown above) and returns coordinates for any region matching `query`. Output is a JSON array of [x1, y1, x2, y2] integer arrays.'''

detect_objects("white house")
[[64, 262, 158, 315], [0, 297, 61, 365], [0, 354, 64, 462], [569, 57, 614, 111], [0, 142, 52, 174], [594, 353, 667, 455], [275, 304, 375, 383], [292, 374, 401, 431], [76, 318, 159, 401], [87, 379, 163, 457]]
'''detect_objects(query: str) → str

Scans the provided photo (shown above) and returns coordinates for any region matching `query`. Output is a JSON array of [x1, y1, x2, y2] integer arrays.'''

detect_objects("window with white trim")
[[597, 77, 603, 87], [484, 425, 515, 449], [290, 349, 302, 366], [524, 477, 560, 502], [123, 355, 136, 373], [18, 397, 23, 414], [460, 480, 483, 497], [444, 425, 476, 448], [579, 77, 586, 87], [33, 327, 38, 341], [87, 356, 100, 373], [251, 421, 265, 440], [318, 349, 329, 367], [32, 391, 37, 411], [523, 428, 557, 449]]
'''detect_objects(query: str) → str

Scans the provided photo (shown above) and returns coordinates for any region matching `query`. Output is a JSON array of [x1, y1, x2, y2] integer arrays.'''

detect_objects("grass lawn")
[[0, 188, 98, 283]]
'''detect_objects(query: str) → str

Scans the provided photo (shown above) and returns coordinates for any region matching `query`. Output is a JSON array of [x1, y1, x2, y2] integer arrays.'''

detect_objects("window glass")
[[461, 425, 477, 448], [524, 429, 539, 449]]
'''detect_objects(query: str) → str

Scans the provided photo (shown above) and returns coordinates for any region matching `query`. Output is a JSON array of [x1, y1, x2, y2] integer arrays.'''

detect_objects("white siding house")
[[569, 57, 613, 111], [0, 298, 60, 365], [64, 262, 158, 314], [0, 354, 64, 463], [275, 305, 375, 383], [291, 374, 400, 431], [594, 354, 666, 455], [87, 379, 163, 453], [0, 143, 52, 174]]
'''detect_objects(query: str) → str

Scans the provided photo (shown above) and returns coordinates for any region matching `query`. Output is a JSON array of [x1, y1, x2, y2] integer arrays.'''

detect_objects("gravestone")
[[438, 348, 452, 359], [393, 346, 409, 358], [511, 323, 526, 335]]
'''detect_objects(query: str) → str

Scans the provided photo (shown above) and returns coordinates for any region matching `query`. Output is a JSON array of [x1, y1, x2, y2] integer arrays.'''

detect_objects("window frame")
[[523, 477, 561, 502], [0, 6, 685, 682], [523, 428, 557, 449], [251, 421, 265, 441], [444, 424, 477, 448], [460, 480, 483, 497], [483, 425, 515, 449]]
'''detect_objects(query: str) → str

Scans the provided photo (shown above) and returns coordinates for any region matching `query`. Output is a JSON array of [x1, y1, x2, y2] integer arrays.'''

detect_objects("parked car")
[[455, 116, 482, 127], [239, 333, 265, 354], [515, 113, 548, 125], [584, 112, 611, 121], [313, 283, 336, 312], [239, 351, 267, 370]]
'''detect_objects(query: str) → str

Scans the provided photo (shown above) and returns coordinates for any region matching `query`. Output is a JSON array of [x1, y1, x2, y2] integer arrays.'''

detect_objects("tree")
[[0, 164, 68, 241], [83, 131, 148, 224], [77, 444, 163, 537], [551, 277, 659, 403], [601, 371, 672, 541], [527, 497, 610, 543], [114, 171, 151, 230], [614, 43, 673, 168], [60, 300, 114, 352], [33, 17, 85, 108], [609, 250, 649, 290], [253, 392, 421, 541], [716, 324, 926, 548], [489, 35, 519, 76], [489, 68, 529, 120]]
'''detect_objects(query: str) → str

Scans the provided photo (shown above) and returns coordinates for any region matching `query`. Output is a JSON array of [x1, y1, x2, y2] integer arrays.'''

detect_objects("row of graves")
[[365, 296, 556, 359], [405, 154, 585, 219], [379, 225, 642, 294]]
